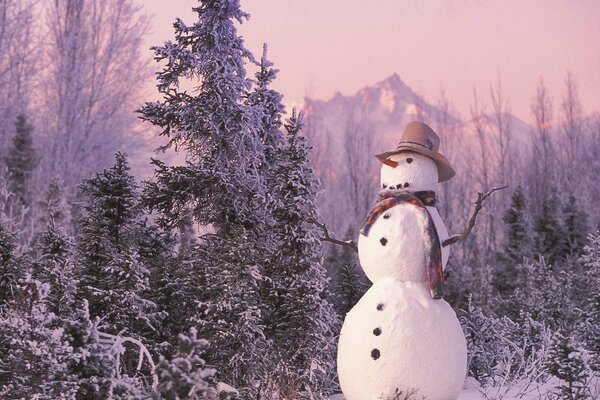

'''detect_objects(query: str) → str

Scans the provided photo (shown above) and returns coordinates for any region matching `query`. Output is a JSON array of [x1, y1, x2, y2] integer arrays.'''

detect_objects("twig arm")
[[306, 217, 358, 253], [442, 185, 508, 247]]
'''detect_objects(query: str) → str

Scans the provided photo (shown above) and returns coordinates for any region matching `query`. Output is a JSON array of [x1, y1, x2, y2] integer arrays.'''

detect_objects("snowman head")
[[375, 121, 455, 185], [380, 151, 438, 192]]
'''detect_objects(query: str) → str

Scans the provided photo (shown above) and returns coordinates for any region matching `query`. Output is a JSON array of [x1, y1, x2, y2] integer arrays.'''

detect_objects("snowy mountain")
[[303, 73, 462, 154], [302, 73, 533, 157]]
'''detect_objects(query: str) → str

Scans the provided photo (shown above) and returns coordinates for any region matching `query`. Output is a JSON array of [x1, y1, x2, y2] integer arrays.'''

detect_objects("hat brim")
[[375, 145, 456, 183]]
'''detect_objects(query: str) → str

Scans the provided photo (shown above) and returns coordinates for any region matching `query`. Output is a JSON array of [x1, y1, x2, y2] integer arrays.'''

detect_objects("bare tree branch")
[[306, 217, 358, 253], [442, 185, 509, 247]]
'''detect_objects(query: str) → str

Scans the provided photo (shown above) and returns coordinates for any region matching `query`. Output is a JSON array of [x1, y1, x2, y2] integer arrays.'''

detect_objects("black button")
[[380, 237, 387, 246], [373, 327, 382, 336], [371, 349, 380, 360], [404, 182, 410, 188], [383, 214, 390, 219], [376, 303, 384, 311]]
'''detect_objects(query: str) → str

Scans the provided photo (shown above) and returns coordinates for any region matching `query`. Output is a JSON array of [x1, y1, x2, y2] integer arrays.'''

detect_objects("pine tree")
[[75, 153, 160, 338], [562, 195, 589, 260], [246, 48, 340, 395], [66, 300, 121, 399], [494, 187, 532, 296], [32, 219, 75, 316], [153, 327, 219, 399], [36, 177, 69, 230], [262, 111, 339, 396], [579, 232, 600, 372], [0, 222, 20, 308], [4, 114, 36, 209], [544, 330, 590, 400], [581, 290, 600, 373], [0, 278, 79, 398], [139, 1, 270, 392], [459, 299, 515, 385], [503, 186, 531, 261], [336, 263, 363, 316], [534, 195, 565, 265]]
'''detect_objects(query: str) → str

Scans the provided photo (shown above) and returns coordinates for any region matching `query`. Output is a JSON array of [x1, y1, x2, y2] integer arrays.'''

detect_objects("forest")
[[0, 0, 599, 399]]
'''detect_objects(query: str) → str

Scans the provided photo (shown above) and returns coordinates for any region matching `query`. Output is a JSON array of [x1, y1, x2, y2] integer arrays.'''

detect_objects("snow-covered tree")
[[336, 263, 364, 317], [4, 114, 36, 209], [0, 278, 79, 398], [153, 327, 218, 399], [75, 153, 160, 338], [460, 300, 511, 385], [561, 195, 589, 260], [503, 186, 531, 261], [534, 195, 565, 264], [36, 177, 69, 231], [0, 222, 21, 308], [494, 186, 532, 295], [66, 301, 121, 399], [544, 330, 590, 400], [579, 232, 600, 372], [32, 219, 75, 316], [140, 0, 271, 393], [261, 111, 339, 396]]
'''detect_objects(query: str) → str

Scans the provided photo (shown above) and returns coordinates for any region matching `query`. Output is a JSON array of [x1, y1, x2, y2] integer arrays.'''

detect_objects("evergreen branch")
[[306, 217, 358, 253], [443, 185, 509, 247]]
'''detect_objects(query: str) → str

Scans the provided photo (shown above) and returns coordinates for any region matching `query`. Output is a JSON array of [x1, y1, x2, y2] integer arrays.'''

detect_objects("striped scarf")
[[359, 190, 444, 299]]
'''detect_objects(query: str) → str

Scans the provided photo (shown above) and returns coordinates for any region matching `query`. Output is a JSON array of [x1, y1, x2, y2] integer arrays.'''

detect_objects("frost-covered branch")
[[306, 217, 358, 253], [443, 185, 508, 247], [98, 331, 158, 392]]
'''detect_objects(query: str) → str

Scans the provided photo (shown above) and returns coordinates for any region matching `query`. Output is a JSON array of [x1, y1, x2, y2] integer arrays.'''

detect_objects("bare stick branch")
[[306, 217, 358, 253], [442, 185, 509, 247]]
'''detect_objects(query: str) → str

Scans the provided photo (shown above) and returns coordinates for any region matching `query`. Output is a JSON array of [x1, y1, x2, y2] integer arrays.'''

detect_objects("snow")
[[331, 378, 600, 400]]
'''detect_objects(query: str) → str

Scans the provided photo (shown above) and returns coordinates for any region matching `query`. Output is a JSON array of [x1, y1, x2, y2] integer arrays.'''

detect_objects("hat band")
[[397, 140, 434, 150]]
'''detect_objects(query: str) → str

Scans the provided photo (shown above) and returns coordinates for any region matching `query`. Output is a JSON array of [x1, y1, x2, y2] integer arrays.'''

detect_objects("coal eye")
[[406, 158, 413, 164]]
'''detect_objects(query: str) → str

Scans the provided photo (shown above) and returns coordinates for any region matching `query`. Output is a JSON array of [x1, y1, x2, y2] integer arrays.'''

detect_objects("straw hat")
[[375, 121, 455, 182]]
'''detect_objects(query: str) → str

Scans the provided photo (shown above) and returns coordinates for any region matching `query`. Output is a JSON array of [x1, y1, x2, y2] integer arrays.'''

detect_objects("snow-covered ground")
[[329, 376, 600, 400]]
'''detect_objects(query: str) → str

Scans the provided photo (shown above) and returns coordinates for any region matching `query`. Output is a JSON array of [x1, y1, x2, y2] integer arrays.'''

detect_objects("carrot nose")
[[381, 158, 398, 168]]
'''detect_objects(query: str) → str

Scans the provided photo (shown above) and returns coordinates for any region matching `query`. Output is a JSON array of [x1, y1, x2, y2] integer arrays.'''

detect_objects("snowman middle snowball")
[[358, 152, 450, 283]]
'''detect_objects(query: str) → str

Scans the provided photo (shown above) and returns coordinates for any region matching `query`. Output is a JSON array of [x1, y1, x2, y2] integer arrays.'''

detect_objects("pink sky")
[[143, 0, 600, 122]]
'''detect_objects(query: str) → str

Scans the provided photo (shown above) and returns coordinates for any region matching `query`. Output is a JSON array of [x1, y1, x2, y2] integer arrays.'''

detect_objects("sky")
[[142, 0, 600, 122]]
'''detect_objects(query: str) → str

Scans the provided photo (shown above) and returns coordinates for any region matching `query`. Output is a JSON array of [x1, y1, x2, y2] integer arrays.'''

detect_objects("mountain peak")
[[376, 73, 417, 100]]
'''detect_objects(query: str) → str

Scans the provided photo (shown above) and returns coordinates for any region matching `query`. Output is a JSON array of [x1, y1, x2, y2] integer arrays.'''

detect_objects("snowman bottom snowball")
[[337, 280, 467, 400]]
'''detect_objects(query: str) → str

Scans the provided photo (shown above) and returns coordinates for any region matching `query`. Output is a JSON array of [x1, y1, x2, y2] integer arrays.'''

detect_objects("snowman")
[[337, 122, 467, 400]]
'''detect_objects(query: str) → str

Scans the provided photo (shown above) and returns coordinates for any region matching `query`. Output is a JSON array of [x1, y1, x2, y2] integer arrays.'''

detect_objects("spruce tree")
[[562, 195, 589, 260], [544, 330, 590, 400], [336, 263, 363, 316], [579, 232, 600, 372], [36, 177, 69, 230], [262, 111, 339, 396], [581, 290, 600, 373], [32, 219, 75, 316], [4, 114, 36, 209], [503, 186, 531, 261], [75, 153, 160, 338], [0, 222, 20, 308], [494, 186, 532, 295], [140, 0, 270, 392], [153, 327, 219, 399], [0, 278, 79, 398], [66, 300, 127, 399], [534, 195, 565, 264], [246, 48, 340, 395]]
